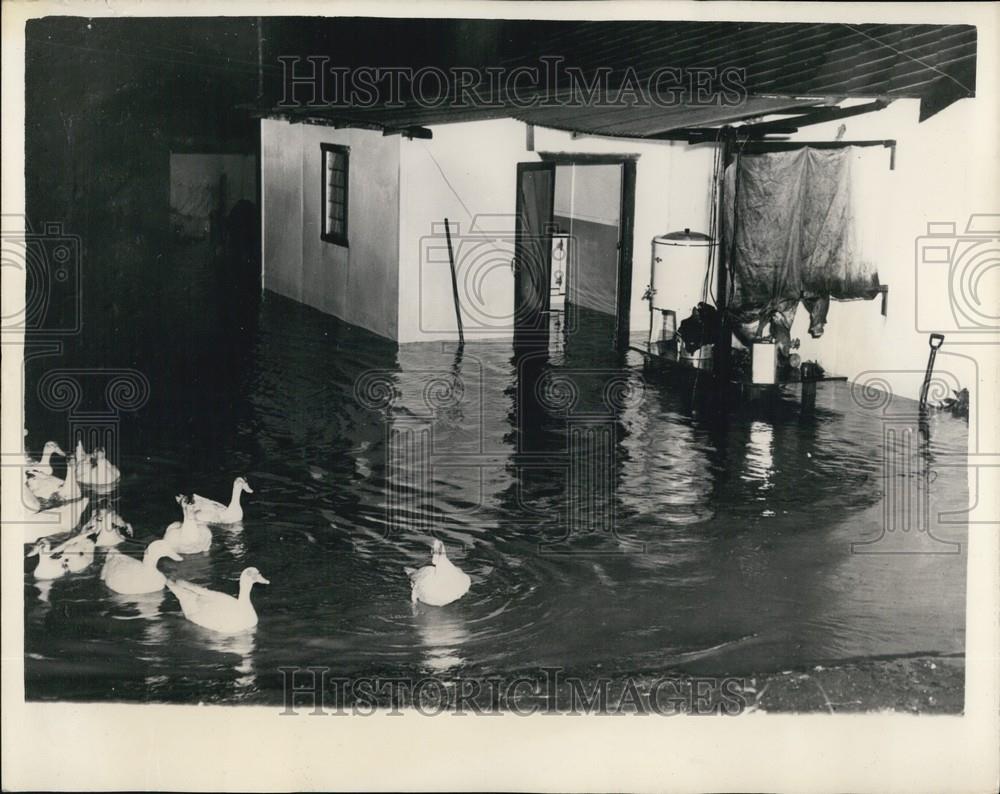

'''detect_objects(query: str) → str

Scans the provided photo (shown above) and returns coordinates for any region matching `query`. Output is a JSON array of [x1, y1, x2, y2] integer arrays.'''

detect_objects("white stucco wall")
[[260, 117, 401, 340], [397, 118, 526, 343], [261, 119, 304, 300]]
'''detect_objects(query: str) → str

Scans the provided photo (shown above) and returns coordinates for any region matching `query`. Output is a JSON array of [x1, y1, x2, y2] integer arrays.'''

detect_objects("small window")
[[321, 143, 349, 246]]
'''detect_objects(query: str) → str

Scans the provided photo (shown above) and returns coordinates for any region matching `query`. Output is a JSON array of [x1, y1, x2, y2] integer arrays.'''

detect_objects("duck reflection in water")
[[218, 522, 248, 561], [33, 578, 56, 605], [108, 591, 170, 662], [412, 607, 470, 674], [203, 628, 257, 694]]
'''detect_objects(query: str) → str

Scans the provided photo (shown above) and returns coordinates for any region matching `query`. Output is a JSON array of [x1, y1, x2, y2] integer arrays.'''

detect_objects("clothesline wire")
[[422, 143, 480, 234]]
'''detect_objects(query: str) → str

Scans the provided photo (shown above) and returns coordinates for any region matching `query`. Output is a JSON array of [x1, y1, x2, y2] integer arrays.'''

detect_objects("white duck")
[[73, 440, 88, 479], [25, 443, 70, 500], [53, 530, 97, 573], [27, 540, 69, 581], [83, 507, 133, 547], [54, 455, 81, 502], [405, 539, 472, 607], [79, 448, 121, 489], [166, 566, 269, 633], [24, 497, 90, 544], [23, 480, 42, 513], [27, 441, 64, 477], [164, 496, 213, 554], [191, 477, 254, 524], [102, 539, 184, 594]]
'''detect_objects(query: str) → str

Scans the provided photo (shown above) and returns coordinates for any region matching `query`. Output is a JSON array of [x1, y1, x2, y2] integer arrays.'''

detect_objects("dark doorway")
[[513, 161, 556, 346], [522, 154, 636, 352]]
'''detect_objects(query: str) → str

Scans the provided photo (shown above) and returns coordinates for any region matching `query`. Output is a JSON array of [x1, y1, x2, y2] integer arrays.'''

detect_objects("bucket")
[[752, 340, 777, 384], [680, 343, 714, 370]]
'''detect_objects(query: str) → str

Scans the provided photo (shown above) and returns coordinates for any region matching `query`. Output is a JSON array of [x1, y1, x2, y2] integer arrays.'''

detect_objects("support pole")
[[444, 218, 465, 347], [715, 129, 734, 383]]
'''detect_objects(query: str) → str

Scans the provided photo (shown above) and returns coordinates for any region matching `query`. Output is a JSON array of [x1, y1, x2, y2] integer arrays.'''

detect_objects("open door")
[[514, 161, 556, 345], [614, 159, 637, 351]]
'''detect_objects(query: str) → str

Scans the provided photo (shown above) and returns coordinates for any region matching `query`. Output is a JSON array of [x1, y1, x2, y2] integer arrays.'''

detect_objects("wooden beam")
[[726, 99, 890, 137], [669, 100, 893, 145], [382, 126, 433, 140], [537, 151, 639, 165]]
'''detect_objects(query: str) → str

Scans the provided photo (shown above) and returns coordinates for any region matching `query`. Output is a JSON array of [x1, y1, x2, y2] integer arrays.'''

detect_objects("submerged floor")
[[23, 245, 968, 706]]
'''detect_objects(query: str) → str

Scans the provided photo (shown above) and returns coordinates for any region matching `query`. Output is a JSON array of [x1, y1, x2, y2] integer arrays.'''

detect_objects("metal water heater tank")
[[651, 229, 716, 319]]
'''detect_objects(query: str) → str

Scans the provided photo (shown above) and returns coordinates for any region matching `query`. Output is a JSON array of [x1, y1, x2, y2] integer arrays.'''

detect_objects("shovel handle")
[[929, 333, 945, 350]]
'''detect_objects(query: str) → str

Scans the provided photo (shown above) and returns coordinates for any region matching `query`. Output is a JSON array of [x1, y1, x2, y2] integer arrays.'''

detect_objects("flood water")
[[23, 242, 968, 704]]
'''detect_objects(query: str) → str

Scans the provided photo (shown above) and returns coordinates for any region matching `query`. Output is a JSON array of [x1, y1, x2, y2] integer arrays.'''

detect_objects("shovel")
[[918, 333, 945, 408]]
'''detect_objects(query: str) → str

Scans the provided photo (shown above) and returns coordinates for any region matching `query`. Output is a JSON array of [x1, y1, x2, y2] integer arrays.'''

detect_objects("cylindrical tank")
[[651, 229, 717, 320]]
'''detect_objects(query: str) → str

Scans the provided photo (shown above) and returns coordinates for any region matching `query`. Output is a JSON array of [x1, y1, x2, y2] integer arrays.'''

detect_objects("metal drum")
[[650, 228, 717, 320]]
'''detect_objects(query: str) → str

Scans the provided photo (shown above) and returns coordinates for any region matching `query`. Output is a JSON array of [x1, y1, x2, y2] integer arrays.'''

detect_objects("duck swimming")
[[166, 566, 269, 633], [27, 540, 69, 581], [73, 440, 87, 479], [164, 495, 213, 554], [53, 530, 97, 573], [27, 441, 64, 477], [24, 497, 90, 545], [23, 480, 42, 513], [25, 443, 70, 500], [405, 539, 471, 607], [28, 452, 82, 503], [54, 454, 81, 502], [102, 539, 183, 595], [83, 507, 133, 548], [191, 477, 254, 524], [78, 448, 121, 489]]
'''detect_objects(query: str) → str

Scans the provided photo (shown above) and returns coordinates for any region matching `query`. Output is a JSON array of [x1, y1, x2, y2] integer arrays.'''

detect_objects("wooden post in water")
[[444, 218, 465, 347]]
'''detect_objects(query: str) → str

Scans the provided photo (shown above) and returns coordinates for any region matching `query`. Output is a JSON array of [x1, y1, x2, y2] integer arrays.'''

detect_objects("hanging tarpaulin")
[[722, 145, 883, 337]]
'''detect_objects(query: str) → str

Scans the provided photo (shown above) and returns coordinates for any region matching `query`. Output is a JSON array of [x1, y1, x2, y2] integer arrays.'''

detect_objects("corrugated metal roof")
[[265, 21, 976, 135], [496, 21, 975, 100]]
